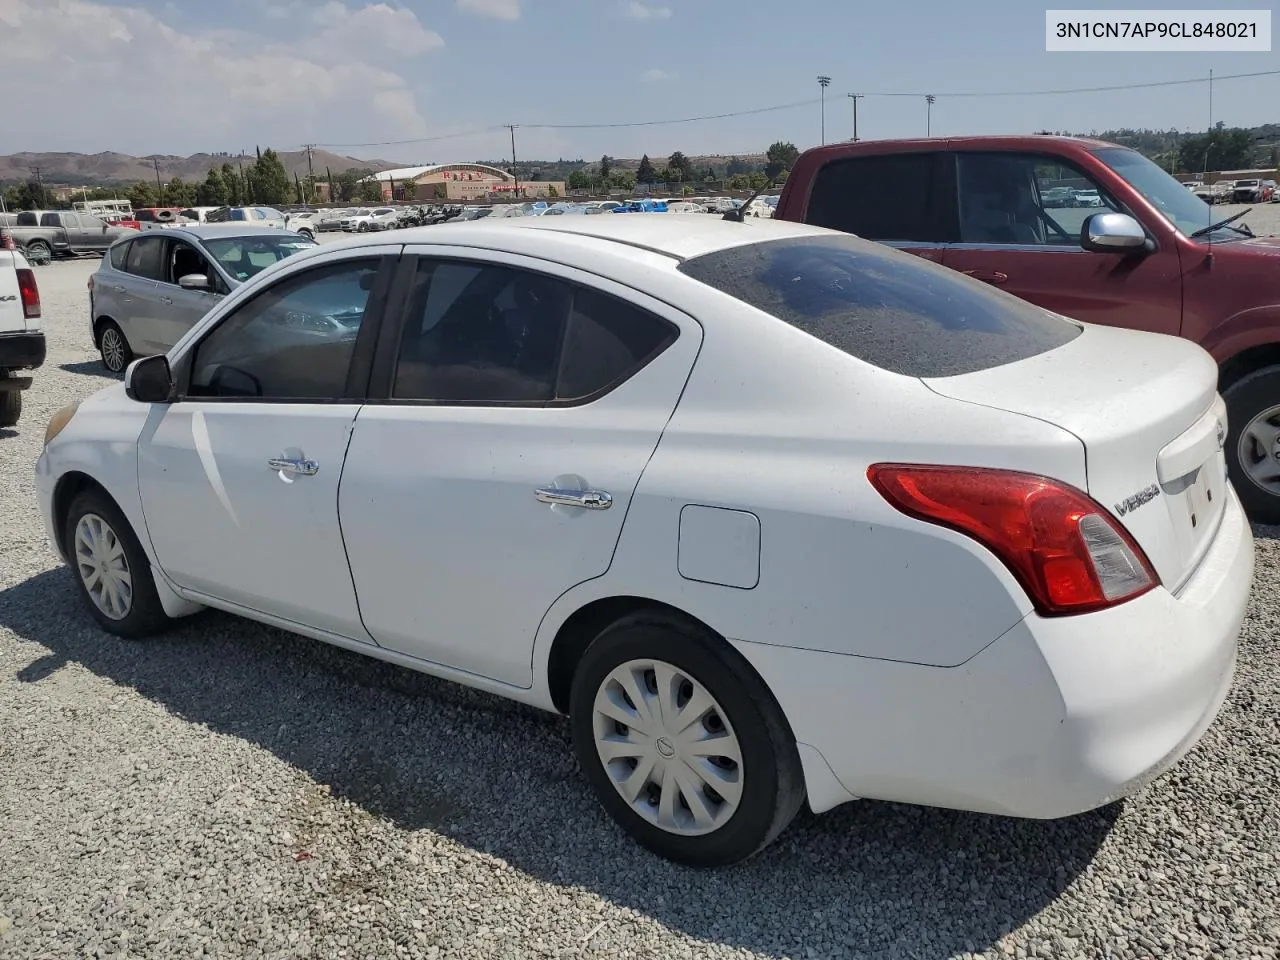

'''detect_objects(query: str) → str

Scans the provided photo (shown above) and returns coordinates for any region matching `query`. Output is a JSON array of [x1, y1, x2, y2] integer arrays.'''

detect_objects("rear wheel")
[[97, 320, 132, 374], [25, 240, 51, 265], [1224, 366, 1280, 525], [0, 379, 21, 428], [569, 611, 805, 867], [63, 488, 173, 637], [298, 229, 314, 241]]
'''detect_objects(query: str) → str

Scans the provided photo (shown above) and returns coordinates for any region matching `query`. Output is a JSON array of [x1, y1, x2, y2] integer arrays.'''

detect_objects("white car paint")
[[35, 215, 1253, 851]]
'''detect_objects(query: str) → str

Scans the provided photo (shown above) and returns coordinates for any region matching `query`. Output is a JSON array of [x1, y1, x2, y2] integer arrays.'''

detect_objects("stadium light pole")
[[847, 93, 863, 141], [817, 76, 831, 145]]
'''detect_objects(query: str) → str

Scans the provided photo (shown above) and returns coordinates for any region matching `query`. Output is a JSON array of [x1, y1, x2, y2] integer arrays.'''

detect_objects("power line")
[[298, 68, 1280, 150]]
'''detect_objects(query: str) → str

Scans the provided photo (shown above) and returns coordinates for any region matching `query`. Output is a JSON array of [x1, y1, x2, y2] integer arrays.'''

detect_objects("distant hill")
[[0, 149, 401, 187]]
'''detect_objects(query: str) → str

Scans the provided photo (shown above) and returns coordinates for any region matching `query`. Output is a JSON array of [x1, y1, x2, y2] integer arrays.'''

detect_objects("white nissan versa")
[[36, 216, 1253, 867]]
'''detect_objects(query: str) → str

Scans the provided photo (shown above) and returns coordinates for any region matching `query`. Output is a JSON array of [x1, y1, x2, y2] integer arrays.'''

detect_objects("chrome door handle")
[[159, 296, 173, 305], [535, 487, 612, 510], [267, 456, 319, 476]]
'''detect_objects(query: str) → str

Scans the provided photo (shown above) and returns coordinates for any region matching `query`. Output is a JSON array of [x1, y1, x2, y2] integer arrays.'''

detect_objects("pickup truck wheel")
[[0, 382, 21, 428], [97, 320, 132, 374], [1224, 367, 1280, 525], [24, 240, 52, 265]]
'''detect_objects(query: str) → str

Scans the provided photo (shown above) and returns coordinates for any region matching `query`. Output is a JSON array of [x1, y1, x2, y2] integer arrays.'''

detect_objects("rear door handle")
[[268, 456, 319, 476], [535, 487, 612, 510], [159, 296, 173, 305], [962, 269, 1009, 285]]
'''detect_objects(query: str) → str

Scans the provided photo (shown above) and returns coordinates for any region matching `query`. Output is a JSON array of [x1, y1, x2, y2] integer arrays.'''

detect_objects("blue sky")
[[5, 0, 1279, 163]]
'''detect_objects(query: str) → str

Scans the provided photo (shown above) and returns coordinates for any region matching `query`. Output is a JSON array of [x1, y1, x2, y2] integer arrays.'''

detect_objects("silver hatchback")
[[88, 225, 318, 372]]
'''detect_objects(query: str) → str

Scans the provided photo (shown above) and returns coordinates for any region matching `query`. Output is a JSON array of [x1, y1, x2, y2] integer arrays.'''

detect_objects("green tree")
[[546, 184, 559, 198], [126, 181, 157, 209], [659, 166, 680, 185], [599, 155, 614, 179], [358, 178, 384, 202], [636, 154, 656, 184], [666, 151, 690, 180], [166, 176, 196, 207], [567, 170, 591, 190], [196, 169, 228, 206], [1177, 128, 1253, 173], [220, 163, 243, 205], [765, 141, 801, 180], [250, 148, 291, 205], [609, 170, 635, 190]]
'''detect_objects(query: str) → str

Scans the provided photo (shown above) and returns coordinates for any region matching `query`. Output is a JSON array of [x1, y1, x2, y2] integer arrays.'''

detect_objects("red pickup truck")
[[776, 135, 1280, 523]]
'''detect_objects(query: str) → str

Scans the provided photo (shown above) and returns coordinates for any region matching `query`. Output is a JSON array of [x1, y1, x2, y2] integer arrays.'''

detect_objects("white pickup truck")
[[0, 233, 44, 427]]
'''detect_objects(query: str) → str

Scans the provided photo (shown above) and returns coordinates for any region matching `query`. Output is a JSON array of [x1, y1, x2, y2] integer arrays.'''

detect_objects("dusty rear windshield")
[[677, 234, 1081, 378]]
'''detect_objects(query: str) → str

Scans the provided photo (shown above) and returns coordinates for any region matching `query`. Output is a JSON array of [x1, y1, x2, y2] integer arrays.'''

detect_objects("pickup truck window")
[[1091, 146, 1228, 240], [956, 153, 1119, 246], [804, 153, 948, 242], [678, 234, 1080, 378]]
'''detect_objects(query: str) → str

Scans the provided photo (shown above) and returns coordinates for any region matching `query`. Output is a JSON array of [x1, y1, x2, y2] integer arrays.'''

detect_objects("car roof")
[[156, 224, 307, 241], [394, 213, 834, 261]]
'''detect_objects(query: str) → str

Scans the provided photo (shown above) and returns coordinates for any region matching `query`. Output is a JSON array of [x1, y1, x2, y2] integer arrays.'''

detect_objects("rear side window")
[[804, 153, 950, 243], [108, 240, 131, 270], [678, 235, 1081, 378], [124, 236, 167, 281]]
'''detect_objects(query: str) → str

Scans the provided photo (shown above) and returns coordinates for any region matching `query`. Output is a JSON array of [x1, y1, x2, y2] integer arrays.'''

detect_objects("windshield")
[[202, 234, 318, 283], [1092, 146, 1235, 241]]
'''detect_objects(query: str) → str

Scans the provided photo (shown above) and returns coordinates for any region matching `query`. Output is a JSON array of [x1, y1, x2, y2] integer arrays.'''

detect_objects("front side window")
[[124, 236, 168, 281], [956, 153, 1121, 247], [804, 152, 947, 242], [187, 258, 380, 400], [678, 234, 1080, 379], [201, 234, 317, 283], [166, 240, 222, 291], [392, 260, 677, 403]]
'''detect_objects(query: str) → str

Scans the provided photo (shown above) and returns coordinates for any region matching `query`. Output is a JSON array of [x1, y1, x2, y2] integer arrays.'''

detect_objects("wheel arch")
[[51, 471, 116, 560], [1218, 341, 1280, 393]]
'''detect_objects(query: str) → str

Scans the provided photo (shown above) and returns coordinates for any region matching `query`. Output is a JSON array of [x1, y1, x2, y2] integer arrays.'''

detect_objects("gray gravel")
[[1, 223, 1279, 960]]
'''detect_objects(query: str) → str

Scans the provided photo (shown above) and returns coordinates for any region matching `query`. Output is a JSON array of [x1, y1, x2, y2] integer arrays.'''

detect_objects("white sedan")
[[36, 216, 1253, 866]]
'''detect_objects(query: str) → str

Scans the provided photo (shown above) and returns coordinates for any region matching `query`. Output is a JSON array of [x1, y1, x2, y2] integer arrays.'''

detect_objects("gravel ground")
[[0, 220, 1278, 960]]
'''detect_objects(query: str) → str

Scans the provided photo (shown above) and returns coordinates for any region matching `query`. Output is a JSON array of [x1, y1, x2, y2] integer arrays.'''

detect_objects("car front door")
[[941, 151, 1183, 334], [798, 150, 955, 264], [337, 249, 701, 687], [137, 249, 399, 640], [159, 238, 225, 349]]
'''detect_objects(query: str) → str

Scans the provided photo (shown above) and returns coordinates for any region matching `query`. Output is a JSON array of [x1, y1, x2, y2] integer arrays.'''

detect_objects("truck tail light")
[[867, 463, 1159, 616], [0, 230, 13, 251], [16, 268, 41, 319]]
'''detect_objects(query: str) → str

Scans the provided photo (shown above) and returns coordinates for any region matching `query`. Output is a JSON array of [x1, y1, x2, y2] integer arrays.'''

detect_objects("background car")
[[87, 225, 317, 372], [40, 216, 1251, 868]]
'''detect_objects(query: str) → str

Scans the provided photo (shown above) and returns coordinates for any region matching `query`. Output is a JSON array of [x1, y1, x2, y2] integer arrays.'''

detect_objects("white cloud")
[[624, 2, 672, 20], [456, 0, 521, 20], [641, 68, 676, 83], [0, 0, 435, 153]]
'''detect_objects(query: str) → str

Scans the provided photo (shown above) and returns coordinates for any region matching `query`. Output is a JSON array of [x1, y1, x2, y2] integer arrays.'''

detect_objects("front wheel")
[[63, 488, 174, 637], [1224, 366, 1280, 525], [569, 611, 805, 867]]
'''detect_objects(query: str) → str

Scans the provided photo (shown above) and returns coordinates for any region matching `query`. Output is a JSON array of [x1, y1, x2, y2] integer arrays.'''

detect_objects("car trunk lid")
[[923, 323, 1227, 592]]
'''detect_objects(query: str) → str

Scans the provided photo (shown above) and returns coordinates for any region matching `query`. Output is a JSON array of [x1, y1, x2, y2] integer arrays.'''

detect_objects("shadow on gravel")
[[0, 428, 17, 441], [1, 567, 1117, 959], [59, 361, 119, 380]]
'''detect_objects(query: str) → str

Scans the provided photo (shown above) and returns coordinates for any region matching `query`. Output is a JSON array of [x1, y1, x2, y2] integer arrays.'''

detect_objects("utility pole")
[[1208, 68, 1214, 131], [303, 143, 315, 180], [846, 93, 863, 141], [153, 158, 164, 205], [28, 166, 44, 207], [508, 124, 520, 199], [925, 94, 936, 137], [817, 76, 831, 145]]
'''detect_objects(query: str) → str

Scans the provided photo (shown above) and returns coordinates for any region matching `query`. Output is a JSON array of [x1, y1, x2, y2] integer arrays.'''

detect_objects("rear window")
[[677, 234, 1081, 378], [804, 153, 951, 243]]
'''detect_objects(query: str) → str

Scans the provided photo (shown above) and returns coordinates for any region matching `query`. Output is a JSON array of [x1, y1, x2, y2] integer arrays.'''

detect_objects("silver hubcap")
[[100, 328, 126, 372], [73, 513, 133, 620], [592, 659, 743, 836], [1238, 404, 1280, 494]]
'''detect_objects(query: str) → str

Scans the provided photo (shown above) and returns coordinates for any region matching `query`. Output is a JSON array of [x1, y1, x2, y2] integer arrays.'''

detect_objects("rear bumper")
[[733, 485, 1253, 818], [0, 331, 46, 371]]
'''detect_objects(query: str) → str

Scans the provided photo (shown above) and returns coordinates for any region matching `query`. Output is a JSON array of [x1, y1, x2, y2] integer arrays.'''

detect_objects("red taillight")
[[867, 463, 1159, 617], [16, 268, 40, 319], [0, 230, 13, 251]]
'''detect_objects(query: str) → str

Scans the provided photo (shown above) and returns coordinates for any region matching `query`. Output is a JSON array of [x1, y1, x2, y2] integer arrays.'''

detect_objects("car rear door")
[[941, 150, 1183, 335], [115, 235, 171, 353], [337, 248, 701, 687], [793, 150, 955, 264]]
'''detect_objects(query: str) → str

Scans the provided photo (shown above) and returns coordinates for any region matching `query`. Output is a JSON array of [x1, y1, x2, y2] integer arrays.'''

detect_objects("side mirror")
[[1081, 212, 1149, 253], [124, 355, 175, 403], [178, 273, 210, 291]]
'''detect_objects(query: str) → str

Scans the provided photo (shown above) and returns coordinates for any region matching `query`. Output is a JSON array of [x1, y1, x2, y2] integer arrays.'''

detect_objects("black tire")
[[1224, 366, 1280, 525], [0, 383, 21, 428], [569, 611, 806, 867], [63, 487, 173, 637], [298, 229, 314, 241], [97, 319, 132, 374], [25, 240, 51, 264]]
